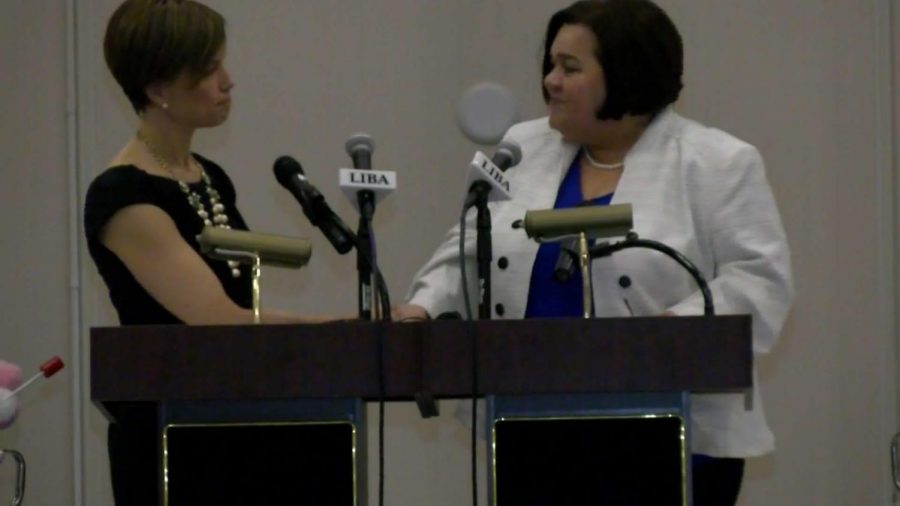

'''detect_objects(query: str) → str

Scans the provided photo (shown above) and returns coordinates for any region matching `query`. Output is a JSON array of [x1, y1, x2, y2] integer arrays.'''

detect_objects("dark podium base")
[[493, 416, 685, 505], [92, 319, 752, 506], [164, 422, 355, 505], [160, 399, 363, 506], [489, 393, 690, 506]]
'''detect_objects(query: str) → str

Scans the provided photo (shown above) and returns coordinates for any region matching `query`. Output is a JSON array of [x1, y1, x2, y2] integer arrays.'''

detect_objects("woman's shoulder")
[[665, 111, 758, 160], [504, 117, 558, 144], [86, 164, 156, 195], [84, 165, 167, 238]]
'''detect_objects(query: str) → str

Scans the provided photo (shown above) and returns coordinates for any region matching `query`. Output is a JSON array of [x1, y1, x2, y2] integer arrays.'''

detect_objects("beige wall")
[[0, 0, 895, 504], [0, 0, 74, 504]]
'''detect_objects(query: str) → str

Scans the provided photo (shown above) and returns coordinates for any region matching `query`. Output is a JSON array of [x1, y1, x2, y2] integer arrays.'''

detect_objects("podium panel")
[[164, 422, 355, 505], [161, 399, 363, 506], [489, 393, 690, 506]]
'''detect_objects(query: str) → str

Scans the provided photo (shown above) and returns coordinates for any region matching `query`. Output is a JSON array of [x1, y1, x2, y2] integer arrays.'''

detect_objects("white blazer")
[[407, 109, 794, 458]]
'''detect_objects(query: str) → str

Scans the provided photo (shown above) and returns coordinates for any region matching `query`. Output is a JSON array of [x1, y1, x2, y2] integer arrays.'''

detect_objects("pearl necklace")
[[136, 131, 241, 278], [583, 147, 624, 170]]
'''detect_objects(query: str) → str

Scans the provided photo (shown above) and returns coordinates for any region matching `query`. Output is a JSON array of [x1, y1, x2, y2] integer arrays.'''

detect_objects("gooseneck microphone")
[[273, 156, 355, 254]]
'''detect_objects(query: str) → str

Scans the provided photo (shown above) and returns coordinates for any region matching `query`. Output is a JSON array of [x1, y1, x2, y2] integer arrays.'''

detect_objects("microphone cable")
[[590, 232, 715, 316], [457, 203, 479, 506], [359, 211, 392, 506]]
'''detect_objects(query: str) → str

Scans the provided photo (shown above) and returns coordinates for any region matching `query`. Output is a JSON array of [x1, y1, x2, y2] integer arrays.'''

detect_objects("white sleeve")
[[667, 145, 794, 354], [405, 208, 480, 317]]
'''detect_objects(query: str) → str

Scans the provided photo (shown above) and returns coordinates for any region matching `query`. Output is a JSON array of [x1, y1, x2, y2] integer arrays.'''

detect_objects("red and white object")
[[0, 356, 64, 428]]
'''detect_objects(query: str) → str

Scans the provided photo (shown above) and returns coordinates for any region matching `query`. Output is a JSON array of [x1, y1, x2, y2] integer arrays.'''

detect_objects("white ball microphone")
[[456, 82, 519, 145]]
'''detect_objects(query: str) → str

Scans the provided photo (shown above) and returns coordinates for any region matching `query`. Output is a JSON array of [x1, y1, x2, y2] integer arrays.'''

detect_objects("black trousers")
[[692, 456, 745, 506], [107, 408, 158, 506]]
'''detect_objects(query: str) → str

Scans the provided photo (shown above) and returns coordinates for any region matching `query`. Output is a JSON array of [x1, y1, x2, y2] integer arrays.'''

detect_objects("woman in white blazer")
[[394, 1, 793, 504]]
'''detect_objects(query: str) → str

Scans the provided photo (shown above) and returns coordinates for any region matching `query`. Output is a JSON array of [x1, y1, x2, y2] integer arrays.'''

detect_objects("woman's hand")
[[391, 304, 430, 322]]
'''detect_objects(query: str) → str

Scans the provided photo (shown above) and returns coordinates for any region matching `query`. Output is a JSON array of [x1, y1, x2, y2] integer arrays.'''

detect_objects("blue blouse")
[[524, 154, 612, 318]]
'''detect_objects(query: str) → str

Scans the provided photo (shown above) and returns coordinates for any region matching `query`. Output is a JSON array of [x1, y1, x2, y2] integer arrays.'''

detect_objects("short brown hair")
[[104, 0, 226, 113]]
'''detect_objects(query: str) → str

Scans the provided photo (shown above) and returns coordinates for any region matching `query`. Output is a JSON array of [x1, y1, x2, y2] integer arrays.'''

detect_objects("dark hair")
[[542, 0, 683, 120], [104, 0, 226, 113]]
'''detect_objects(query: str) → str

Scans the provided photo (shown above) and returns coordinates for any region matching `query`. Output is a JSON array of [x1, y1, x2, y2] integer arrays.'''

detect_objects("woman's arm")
[[101, 204, 326, 325], [667, 145, 794, 354]]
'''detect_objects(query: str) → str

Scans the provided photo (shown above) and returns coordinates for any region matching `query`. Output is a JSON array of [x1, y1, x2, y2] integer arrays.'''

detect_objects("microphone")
[[341, 134, 398, 217], [345, 133, 373, 171], [197, 227, 312, 268], [463, 140, 522, 207], [490, 140, 523, 172], [274, 156, 356, 254], [553, 238, 579, 283], [552, 201, 604, 283]]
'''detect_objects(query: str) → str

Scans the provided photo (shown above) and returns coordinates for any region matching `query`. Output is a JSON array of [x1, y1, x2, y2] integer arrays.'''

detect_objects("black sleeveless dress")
[[84, 155, 252, 323], [84, 155, 251, 505]]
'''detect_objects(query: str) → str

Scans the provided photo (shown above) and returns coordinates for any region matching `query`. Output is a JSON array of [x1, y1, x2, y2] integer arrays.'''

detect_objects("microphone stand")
[[461, 181, 492, 506], [356, 190, 376, 320], [466, 182, 494, 319], [355, 186, 389, 506]]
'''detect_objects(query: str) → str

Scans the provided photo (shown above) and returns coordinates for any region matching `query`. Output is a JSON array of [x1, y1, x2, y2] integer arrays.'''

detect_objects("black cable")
[[459, 206, 475, 321], [371, 253, 389, 506], [457, 203, 479, 506], [374, 269, 392, 321], [376, 316, 386, 506], [590, 232, 715, 316], [359, 211, 390, 506]]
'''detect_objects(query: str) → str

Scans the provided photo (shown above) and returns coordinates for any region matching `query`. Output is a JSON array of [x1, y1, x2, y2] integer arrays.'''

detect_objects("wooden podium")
[[91, 316, 751, 505]]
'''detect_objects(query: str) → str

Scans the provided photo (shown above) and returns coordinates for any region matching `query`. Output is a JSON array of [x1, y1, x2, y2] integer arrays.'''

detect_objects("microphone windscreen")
[[0, 388, 17, 429], [198, 227, 312, 269], [492, 140, 523, 171], [524, 203, 633, 239], [345, 133, 375, 156], [273, 156, 304, 186]]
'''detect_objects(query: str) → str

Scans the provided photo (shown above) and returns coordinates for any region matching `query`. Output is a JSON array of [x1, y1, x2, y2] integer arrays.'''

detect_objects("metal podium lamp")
[[197, 227, 312, 323], [523, 203, 634, 318], [522, 203, 715, 317]]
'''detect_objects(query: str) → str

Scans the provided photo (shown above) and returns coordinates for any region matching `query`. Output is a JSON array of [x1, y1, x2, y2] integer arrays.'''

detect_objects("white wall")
[[0, 0, 895, 504]]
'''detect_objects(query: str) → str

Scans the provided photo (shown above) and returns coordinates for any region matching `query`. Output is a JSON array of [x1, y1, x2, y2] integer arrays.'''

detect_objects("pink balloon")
[[0, 360, 22, 390]]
